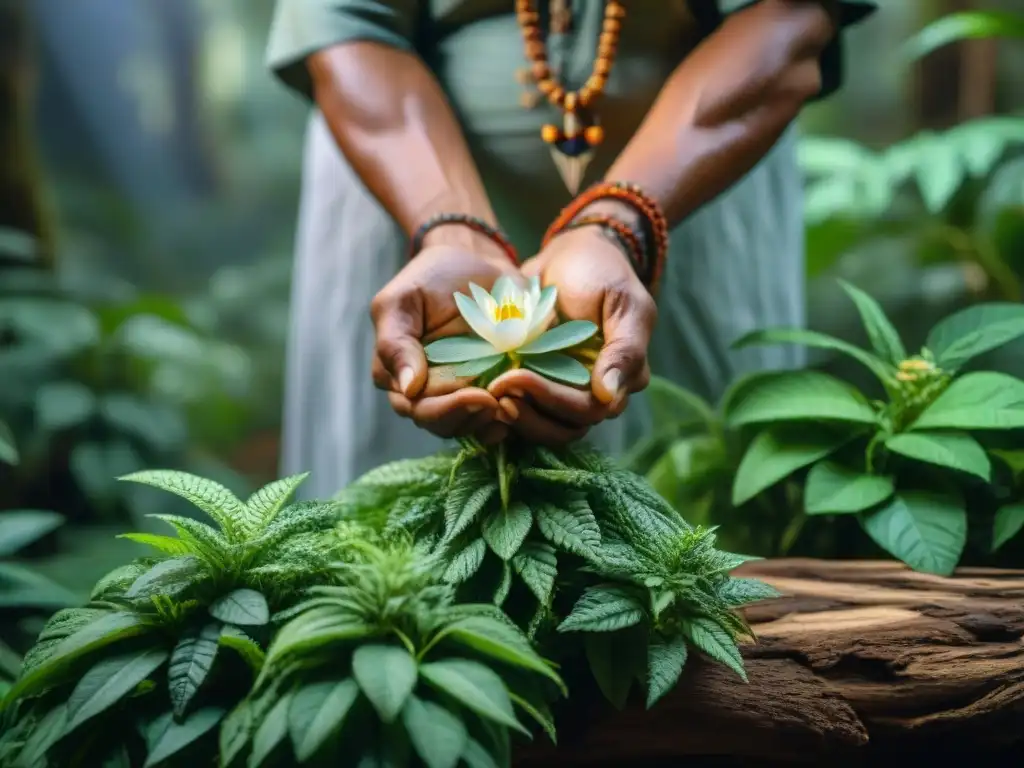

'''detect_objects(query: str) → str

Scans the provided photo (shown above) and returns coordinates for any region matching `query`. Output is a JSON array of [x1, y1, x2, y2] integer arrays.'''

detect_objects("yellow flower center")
[[493, 297, 524, 322]]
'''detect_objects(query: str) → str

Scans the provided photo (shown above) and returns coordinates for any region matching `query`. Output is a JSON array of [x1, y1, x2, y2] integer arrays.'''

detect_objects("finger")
[[371, 291, 427, 397], [476, 422, 509, 445], [507, 398, 589, 446], [390, 388, 499, 438], [593, 290, 656, 404], [488, 368, 608, 427]]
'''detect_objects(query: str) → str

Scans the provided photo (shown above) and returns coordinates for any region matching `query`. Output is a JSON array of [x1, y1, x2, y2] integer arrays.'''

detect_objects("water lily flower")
[[424, 276, 598, 386]]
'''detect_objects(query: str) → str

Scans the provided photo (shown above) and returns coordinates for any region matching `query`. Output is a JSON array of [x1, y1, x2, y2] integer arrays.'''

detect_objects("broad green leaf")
[[481, 502, 532, 561], [453, 354, 507, 378], [521, 352, 591, 386], [402, 695, 468, 768], [646, 637, 688, 709], [0, 420, 17, 464], [219, 625, 265, 673], [13, 703, 67, 766], [118, 470, 244, 539], [250, 692, 292, 768], [992, 504, 1024, 552], [725, 371, 878, 427], [733, 427, 851, 506], [493, 561, 513, 607], [461, 738, 501, 768], [512, 543, 557, 605], [352, 644, 418, 723], [583, 626, 646, 710], [220, 700, 255, 768], [444, 478, 496, 543], [420, 659, 526, 734], [534, 499, 600, 558], [65, 647, 169, 734], [35, 381, 96, 432], [839, 280, 907, 364], [911, 372, 1024, 431], [558, 585, 646, 633], [288, 678, 360, 761], [117, 531, 196, 557], [925, 303, 1024, 372], [443, 539, 487, 584], [716, 578, 781, 607], [886, 432, 990, 481], [425, 336, 500, 363], [508, 691, 556, 744], [209, 589, 270, 626], [682, 617, 746, 681], [144, 706, 225, 767], [168, 622, 220, 718], [905, 11, 1024, 61], [263, 609, 373, 669], [862, 492, 967, 576], [125, 556, 203, 599], [0, 510, 63, 556], [645, 375, 716, 430], [733, 327, 893, 384], [433, 616, 563, 690], [517, 320, 598, 355], [242, 473, 310, 535], [804, 462, 895, 515]]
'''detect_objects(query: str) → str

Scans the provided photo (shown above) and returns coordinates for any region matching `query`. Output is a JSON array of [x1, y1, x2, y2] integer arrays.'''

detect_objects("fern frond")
[[241, 472, 310, 537], [119, 470, 245, 540]]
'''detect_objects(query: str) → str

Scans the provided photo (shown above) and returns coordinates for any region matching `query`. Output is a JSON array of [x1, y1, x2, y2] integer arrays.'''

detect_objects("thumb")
[[592, 295, 654, 404], [372, 292, 428, 398]]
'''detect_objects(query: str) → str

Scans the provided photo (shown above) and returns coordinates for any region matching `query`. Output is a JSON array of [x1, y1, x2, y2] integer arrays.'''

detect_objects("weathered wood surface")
[[517, 559, 1024, 766]]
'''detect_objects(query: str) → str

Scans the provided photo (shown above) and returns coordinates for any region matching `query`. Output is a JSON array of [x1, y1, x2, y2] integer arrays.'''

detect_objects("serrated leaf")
[[804, 461, 895, 515], [838, 280, 906, 363], [249, 692, 292, 768], [402, 695, 468, 768], [725, 370, 878, 427], [993, 504, 1024, 551], [911, 372, 1024, 431], [352, 644, 418, 723], [733, 427, 852, 506], [144, 706, 225, 767], [443, 538, 487, 584], [444, 479, 497, 543], [521, 352, 591, 386], [517, 320, 598, 355], [168, 622, 220, 718], [493, 561, 513, 606], [209, 589, 270, 626], [534, 498, 600, 557], [558, 585, 646, 633], [862, 492, 967, 576], [288, 678, 360, 761], [119, 470, 244, 539], [242, 473, 310, 536], [65, 647, 169, 734], [125, 556, 203, 599], [512, 543, 557, 605], [682, 617, 746, 681], [420, 659, 526, 734], [218, 625, 265, 673], [716, 577, 781, 607], [481, 502, 533, 560], [646, 637, 688, 709], [885, 432, 990, 481], [116, 532, 195, 557]]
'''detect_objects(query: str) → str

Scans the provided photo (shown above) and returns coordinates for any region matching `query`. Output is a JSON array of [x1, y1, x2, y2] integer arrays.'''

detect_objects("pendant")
[[547, 111, 601, 195]]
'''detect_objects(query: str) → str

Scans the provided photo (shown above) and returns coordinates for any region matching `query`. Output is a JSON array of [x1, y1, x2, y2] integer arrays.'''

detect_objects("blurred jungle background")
[[2, 0, 1024, 648]]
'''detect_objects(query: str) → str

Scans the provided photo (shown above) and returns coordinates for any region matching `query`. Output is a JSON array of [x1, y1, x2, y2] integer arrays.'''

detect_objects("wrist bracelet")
[[563, 214, 647, 277], [409, 213, 519, 264]]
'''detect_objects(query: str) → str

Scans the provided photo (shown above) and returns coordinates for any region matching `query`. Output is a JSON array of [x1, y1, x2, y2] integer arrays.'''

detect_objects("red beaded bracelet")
[[409, 213, 519, 264]]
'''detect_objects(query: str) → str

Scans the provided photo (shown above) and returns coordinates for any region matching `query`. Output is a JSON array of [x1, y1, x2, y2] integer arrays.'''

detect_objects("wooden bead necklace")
[[514, 0, 626, 193]]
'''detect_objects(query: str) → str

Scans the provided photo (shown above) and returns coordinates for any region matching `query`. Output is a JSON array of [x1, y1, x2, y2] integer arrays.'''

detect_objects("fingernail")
[[500, 398, 519, 421], [508, 388, 525, 398], [602, 369, 621, 398], [466, 405, 484, 414], [398, 367, 414, 395]]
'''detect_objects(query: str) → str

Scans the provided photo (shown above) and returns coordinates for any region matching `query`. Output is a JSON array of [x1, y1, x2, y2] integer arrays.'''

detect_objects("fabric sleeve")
[[266, 0, 421, 101], [698, 1, 878, 100]]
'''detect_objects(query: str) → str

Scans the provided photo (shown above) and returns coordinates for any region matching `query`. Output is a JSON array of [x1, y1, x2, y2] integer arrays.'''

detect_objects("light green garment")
[[266, 0, 874, 499]]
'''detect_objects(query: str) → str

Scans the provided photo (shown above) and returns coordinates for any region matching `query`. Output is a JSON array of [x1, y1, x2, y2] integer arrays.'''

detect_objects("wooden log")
[[517, 559, 1024, 766]]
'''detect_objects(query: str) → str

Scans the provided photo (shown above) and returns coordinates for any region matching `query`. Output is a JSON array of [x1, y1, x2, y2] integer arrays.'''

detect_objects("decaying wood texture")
[[517, 559, 1024, 766]]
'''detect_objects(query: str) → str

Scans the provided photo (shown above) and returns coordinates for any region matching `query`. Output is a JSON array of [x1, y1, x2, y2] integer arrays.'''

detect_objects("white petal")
[[525, 285, 558, 342], [488, 318, 530, 352], [469, 282, 497, 318], [455, 292, 498, 343], [491, 275, 520, 304]]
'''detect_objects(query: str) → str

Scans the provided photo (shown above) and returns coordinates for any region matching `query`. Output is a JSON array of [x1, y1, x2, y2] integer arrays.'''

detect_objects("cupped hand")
[[371, 240, 520, 440]]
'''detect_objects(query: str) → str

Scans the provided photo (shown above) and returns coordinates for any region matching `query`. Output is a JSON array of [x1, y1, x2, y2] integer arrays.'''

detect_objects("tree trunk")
[[517, 559, 1024, 766]]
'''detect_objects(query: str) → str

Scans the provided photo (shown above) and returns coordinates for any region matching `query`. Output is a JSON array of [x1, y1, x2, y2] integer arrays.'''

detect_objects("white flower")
[[424, 276, 598, 385]]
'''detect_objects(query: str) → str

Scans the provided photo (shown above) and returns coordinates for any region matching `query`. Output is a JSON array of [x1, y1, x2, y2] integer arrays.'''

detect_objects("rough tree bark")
[[517, 559, 1024, 766]]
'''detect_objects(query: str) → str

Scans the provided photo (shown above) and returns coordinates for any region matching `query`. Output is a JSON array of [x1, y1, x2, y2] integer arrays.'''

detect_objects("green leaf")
[[242, 473, 310, 536], [583, 627, 646, 710], [15, 704, 67, 767], [646, 637, 688, 709], [733, 327, 893, 384], [402, 695, 468, 768], [288, 678, 360, 761], [0, 510, 63, 556], [804, 461, 894, 515], [517, 320, 598, 355], [35, 381, 97, 432], [481, 502, 533, 561], [125, 556, 203, 599], [839, 280, 906, 363], [911, 372, 1024, 431], [220, 700, 255, 768], [862, 492, 967, 576], [716, 578, 781, 607], [352, 644, 418, 723], [118, 470, 244, 539], [443, 538, 487, 584], [116, 532, 195, 557], [209, 589, 270, 626], [512, 543, 557, 605], [453, 354, 507, 378], [508, 691, 557, 744], [534, 498, 600, 558], [168, 622, 220, 718], [733, 427, 852, 506], [521, 352, 591, 386], [420, 659, 527, 734], [65, 647, 169, 734], [461, 738, 501, 768], [218, 625, 265, 673], [682, 617, 746, 682], [725, 371, 878, 427], [144, 706, 225, 767], [0, 420, 17, 464], [433, 615, 563, 691], [493, 561, 513, 607], [249, 692, 292, 768], [558, 585, 646, 633], [645, 375, 716, 429], [904, 11, 1024, 61], [925, 303, 1024, 372], [425, 336, 500, 364], [444, 478, 496, 543], [993, 504, 1024, 551], [886, 432, 990, 481]]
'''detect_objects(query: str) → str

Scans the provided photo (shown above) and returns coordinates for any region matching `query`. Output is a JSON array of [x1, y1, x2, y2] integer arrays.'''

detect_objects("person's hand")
[[371, 237, 520, 440], [492, 224, 657, 444]]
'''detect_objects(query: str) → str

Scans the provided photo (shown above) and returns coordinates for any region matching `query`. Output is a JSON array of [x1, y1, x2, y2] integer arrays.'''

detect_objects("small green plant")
[[725, 282, 1024, 575]]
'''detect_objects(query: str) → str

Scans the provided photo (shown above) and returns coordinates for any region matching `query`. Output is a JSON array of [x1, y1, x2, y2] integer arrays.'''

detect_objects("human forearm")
[[600, 0, 838, 228], [308, 42, 504, 258]]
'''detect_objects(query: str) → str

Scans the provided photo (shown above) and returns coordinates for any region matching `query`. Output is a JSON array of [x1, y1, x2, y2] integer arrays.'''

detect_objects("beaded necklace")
[[514, 0, 626, 193]]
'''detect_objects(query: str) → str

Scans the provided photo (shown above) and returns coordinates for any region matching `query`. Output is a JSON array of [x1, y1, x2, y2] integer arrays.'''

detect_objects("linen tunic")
[[266, 0, 875, 499]]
